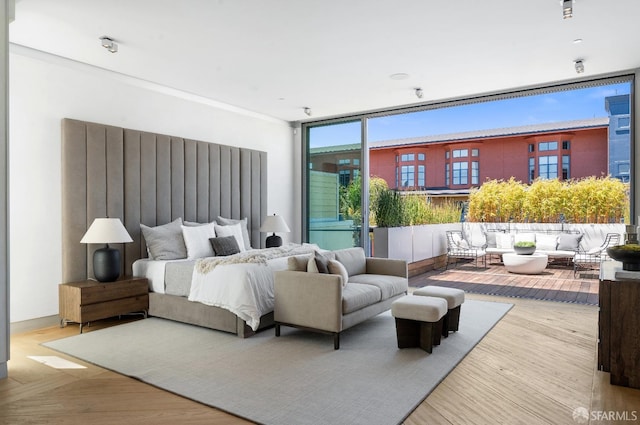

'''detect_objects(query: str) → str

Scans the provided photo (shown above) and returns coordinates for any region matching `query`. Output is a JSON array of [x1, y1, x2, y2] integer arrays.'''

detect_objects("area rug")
[[44, 299, 512, 425]]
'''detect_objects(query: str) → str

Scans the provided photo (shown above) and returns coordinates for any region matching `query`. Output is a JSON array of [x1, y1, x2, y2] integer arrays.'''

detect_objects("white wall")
[[9, 47, 299, 323]]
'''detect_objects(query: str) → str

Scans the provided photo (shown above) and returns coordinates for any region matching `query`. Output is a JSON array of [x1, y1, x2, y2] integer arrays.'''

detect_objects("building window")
[[471, 148, 479, 157], [353, 158, 360, 165], [562, 140, 570, 150], [338, 158, 351, 165], [445, 151, 450, 159], [618, 116, 630, 129], [528, 144, 535, 153], [339, 170, 351, 186], [401, 165, 415, 187], [418, 165, 425, 187], [445, 163, 450, 186], [539, 141, 558, 151], [562, 155, 570, 180], [471, 161, 479, 185], [452, 162, 468, 185], [452, 149, 468, 158], [529, 157, 535, 183], [539, 155, 558, 179], [418, 153, 425, 161], [400, 153, 415, 161]]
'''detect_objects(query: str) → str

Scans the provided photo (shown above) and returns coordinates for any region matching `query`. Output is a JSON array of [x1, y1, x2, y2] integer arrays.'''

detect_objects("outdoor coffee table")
[[503, 252, 548, 274]]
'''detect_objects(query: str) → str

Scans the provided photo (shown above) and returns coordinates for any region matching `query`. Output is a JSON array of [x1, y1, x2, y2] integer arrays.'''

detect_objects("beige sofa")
[[274, 247, 408, 349]]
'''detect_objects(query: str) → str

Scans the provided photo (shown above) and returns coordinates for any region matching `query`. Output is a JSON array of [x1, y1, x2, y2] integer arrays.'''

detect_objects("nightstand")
[[59, 277, 149, 333]]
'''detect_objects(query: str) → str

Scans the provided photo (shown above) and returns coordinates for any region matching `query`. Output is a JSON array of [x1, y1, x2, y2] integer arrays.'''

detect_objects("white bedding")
[[132, 258, 194, 294], [133, 244, 317, 331], [188, 245, 316, 330]]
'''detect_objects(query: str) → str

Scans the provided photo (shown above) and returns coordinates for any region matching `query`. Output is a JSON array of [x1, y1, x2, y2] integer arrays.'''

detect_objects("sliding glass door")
[[304, 120, 367, 251]]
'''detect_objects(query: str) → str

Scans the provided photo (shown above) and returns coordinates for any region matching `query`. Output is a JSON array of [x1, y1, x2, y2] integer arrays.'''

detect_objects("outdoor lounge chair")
[[445, 230, 486, 269], [573, 233, 621, 277]]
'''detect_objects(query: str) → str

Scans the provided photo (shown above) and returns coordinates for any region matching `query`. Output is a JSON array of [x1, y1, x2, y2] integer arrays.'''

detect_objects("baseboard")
[[10, 315, 59, 335]]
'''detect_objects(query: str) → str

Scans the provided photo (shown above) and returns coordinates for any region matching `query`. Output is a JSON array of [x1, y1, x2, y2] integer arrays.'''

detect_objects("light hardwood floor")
[[1, 294, 639, 425]]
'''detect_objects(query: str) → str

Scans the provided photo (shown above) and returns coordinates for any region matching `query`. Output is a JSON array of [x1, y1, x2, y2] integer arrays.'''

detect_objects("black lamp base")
[[266, 234, 282, 248], [93, 245, 121, 282]]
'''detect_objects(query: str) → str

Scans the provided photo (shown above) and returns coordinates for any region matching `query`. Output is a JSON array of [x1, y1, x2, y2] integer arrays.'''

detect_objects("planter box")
[[373, 223, 462, 263]]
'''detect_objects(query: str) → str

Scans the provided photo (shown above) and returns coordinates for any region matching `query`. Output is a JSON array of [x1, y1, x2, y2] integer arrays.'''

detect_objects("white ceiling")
[[9, 0, 640, 123]]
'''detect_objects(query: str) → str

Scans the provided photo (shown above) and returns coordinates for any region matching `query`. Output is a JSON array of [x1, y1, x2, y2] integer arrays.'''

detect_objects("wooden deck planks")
[[412, 262, 600, 305]]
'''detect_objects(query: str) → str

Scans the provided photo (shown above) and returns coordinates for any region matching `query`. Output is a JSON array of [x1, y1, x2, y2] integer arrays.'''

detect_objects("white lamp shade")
[[80, 218, 133, 244], [259, 215, 290, 233]]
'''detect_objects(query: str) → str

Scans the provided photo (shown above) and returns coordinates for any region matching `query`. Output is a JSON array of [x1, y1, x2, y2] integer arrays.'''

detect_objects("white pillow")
[[496, 233, 513, 249], [327, 259, 349, 286], [535, 233, 558, 251], [214, 222, 246, 252], [217, 216, 252, 250], [514, 232, 536, 244], [181, 222, 217, 259]]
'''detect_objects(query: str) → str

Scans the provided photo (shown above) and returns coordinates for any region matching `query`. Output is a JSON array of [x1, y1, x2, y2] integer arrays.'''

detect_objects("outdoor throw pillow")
[[536, 233, 558, 251], [209, 235, 240, 256], [557, 233, 583, 251], [327, 259, 349, 286], [484, 232, 498, 248]]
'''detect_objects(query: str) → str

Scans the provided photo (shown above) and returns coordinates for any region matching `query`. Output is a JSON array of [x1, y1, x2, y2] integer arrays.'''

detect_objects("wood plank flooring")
[[412, 259, 601, 305], [2, 294, 639, 424]]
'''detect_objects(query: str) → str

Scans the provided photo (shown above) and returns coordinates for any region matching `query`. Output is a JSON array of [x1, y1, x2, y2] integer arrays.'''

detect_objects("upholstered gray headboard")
[[61, 118, 267, 283]]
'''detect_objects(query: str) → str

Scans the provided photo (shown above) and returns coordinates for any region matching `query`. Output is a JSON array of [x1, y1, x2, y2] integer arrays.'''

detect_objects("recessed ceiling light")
[[389, 73, 409, 80], [573, 38, 583, 44]]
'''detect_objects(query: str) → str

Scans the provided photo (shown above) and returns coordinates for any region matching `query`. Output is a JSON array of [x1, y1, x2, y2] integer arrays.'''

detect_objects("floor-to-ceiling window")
[[303, 75, 634, 249], [305, 120, 366, 251]]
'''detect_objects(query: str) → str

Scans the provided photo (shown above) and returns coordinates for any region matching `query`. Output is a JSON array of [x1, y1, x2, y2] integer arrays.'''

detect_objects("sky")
[[308, 82, 631, 148]]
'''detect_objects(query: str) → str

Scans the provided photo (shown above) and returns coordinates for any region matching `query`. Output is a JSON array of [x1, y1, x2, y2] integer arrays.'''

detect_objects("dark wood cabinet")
[[598, 262, 640, 389], [59, 278, 149, 333]]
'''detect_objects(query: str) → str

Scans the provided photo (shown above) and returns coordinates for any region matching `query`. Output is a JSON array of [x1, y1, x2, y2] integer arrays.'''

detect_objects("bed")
[[61, 118, 288, 337]]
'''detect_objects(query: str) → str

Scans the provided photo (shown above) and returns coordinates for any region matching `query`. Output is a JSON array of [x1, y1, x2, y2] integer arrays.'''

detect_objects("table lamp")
[[260, 214, 290, 248], [80, 218, 133, 282]]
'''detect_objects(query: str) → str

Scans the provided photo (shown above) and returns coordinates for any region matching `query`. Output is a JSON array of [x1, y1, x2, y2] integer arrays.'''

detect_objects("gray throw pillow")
[[209, 236, 240, 256], [140, 218, 187, 260], [314, 251, 332, 274], [334, 247, 366, 277], [557, 233, 583, 251], [217, 216, 252, 250]]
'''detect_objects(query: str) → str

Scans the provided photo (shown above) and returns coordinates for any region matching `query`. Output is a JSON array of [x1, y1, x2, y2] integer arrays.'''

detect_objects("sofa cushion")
[[535, 233, 558, 251], [514, 232, 536, 244], [348, 274, 408, 300], [484, 232, 498, 248], [334, 247, 367, 277], [327, 259, 349, 286], [496, 233, 513, 249], [557, 233, 583, 251], [342, 283, 382, 314]]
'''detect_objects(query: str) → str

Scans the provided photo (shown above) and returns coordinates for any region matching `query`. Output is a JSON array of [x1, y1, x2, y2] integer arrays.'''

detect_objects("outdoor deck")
[[410, 258, 600, 305]]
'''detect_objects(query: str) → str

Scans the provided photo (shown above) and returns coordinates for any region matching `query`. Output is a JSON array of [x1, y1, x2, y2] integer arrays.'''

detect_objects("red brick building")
[[368, 118, 608, 200]]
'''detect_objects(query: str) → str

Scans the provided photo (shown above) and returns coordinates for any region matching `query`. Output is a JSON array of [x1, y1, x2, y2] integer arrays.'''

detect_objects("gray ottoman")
[[413, 286, 465, 337], [391, 295, 447, 353]]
